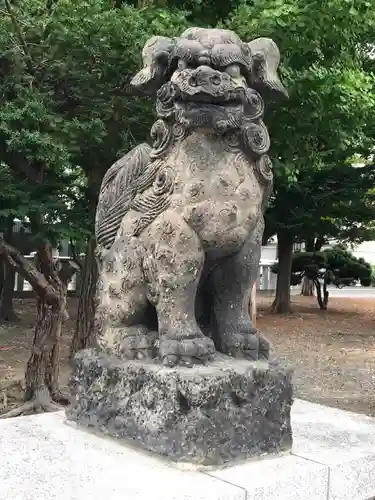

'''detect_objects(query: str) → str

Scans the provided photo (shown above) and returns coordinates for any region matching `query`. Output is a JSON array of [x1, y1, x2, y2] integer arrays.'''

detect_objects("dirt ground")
[[0, 295, 374, 416]]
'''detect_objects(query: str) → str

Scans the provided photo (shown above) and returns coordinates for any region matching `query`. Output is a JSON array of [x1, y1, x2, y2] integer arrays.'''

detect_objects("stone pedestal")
[[66, 349, 293, 466]]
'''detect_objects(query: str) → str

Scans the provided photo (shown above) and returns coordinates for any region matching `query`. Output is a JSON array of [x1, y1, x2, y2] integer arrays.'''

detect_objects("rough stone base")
[[66, 349, 293, 466]]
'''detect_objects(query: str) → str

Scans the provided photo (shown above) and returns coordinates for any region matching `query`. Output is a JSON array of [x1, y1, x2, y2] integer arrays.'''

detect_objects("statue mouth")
[[174, 89, 246, 107], [174, 99, 245, 132], [177, 100, 244, 112]]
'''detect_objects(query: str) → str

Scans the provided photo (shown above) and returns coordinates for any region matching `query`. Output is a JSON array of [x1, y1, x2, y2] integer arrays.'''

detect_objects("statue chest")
[[163, 133, 264, 252], [166, 133, 263, 210]]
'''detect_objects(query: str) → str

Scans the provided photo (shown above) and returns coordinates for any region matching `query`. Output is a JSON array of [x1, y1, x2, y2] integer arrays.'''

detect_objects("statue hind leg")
[[208, 217, 271, 360], [95, 234, 158, 360]]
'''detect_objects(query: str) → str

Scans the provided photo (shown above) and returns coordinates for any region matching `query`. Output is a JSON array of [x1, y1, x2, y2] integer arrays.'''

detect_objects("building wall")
[[351, 241, 375, 265]]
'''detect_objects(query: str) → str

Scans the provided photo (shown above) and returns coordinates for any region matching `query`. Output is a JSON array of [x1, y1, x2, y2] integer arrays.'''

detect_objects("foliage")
[[0, 5, 81, 245], [227, 0, 375, 312], [0, 164, 30, 229], [0, 0, 192, 247], [228, 0, 375, 243], [371, 265, 375, 287], [272, 245, 373, 309], [294, 246, 372, 286], [39, 0, 189, 199]]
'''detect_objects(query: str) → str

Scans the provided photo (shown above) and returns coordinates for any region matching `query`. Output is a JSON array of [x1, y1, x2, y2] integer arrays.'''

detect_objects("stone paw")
[[118, 325, 157, 360], [218, 316, 271, 360], [221, 331, 260, 360], [159, 336, 216, 367]]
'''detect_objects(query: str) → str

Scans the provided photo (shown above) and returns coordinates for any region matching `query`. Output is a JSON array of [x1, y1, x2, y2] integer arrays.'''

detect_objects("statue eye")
[[225, 64, 241, 77]]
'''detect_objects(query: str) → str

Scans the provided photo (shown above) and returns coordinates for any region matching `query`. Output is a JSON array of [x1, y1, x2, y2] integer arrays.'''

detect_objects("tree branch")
[[4, 0, 35, 77], [0, 237, 58, 304], [0, 141, 42, 184], [58, 260, 80, 286], [36, 242, 57, 280]]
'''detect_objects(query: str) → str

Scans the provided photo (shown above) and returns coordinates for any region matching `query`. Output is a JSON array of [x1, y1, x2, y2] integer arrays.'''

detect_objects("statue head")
[[131, 28, 287, 134]]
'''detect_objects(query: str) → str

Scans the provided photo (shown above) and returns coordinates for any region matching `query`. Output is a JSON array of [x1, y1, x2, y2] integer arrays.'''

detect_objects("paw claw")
[[118, 327, 157, 360], [221, 328, 270, 361], [160, 336, 216, 367]]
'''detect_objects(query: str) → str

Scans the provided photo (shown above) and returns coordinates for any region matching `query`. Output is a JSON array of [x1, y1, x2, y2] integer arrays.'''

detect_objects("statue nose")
[[189, 66, 227, 87]]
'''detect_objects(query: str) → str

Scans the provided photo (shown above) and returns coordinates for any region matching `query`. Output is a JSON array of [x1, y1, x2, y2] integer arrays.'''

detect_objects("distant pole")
[[251, 282, 257, 327]]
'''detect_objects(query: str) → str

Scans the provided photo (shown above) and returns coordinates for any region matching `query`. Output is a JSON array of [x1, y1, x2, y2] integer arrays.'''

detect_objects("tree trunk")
[[271, 231, 294, 313], [0, 262, 17, 321], [71, 235, 98, 356], [314, 279, 323, 309], [322, 277, 329, 309], [24, 290, 64, 402], [300, 236, 324, 297], [301, 275, 314, 296], [24, 244, 66, 402], [0, 217, 17, 321], [0, 260, 3, 296], [305, 236, 315, 252], [314, 277, 329, 310], [0, 238, 77, 416], [45, 275, 71, 404], [315, 236, 325, 251]]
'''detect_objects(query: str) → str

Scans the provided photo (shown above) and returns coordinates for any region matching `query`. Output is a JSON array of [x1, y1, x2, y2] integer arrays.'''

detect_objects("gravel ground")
[[257, 295, 375, 416], [1, 295, 374, 416]]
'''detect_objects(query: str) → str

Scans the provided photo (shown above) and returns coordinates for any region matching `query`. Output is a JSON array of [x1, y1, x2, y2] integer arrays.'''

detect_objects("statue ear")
[[247, 37, 288, 98], [130, 36, 175, 95]]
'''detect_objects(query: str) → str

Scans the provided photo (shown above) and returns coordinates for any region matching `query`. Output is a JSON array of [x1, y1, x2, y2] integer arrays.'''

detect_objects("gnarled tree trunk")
[[0, 238, 77, 417], [46, 260, 76, 404], [71, 235, 98, 357], [24, 284, 65, 403], [271, 231, 294, 314]]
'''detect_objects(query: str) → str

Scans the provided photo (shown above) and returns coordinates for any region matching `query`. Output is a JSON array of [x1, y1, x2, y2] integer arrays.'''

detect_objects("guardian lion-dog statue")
[[94, 27, 287, 367]]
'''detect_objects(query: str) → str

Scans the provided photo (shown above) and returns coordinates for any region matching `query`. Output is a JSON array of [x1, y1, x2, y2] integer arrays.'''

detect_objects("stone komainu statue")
[[94, 28, 287, 367]]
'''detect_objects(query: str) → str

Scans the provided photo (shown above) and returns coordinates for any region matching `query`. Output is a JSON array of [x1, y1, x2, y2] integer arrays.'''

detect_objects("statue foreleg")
[[141, 211, 216, 366], [209, 217, 271, 360]]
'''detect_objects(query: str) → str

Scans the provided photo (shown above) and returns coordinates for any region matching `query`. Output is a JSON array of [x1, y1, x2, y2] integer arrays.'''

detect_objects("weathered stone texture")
[[92, 28, 288, 367], [67, 349, 293, 466], [67, 28, 293, 466]]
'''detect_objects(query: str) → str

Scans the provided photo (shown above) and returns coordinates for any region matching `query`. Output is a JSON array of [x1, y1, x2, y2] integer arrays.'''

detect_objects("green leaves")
[[0, 0, 191, 247], [228, 0, 375, 245], [273, 245, 373, 290], [1, 0, 374, 254]]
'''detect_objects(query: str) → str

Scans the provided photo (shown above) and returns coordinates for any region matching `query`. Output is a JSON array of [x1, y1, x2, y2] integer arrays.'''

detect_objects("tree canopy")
[[227, 0, 375, 311], [274, 245, 373, 310]]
